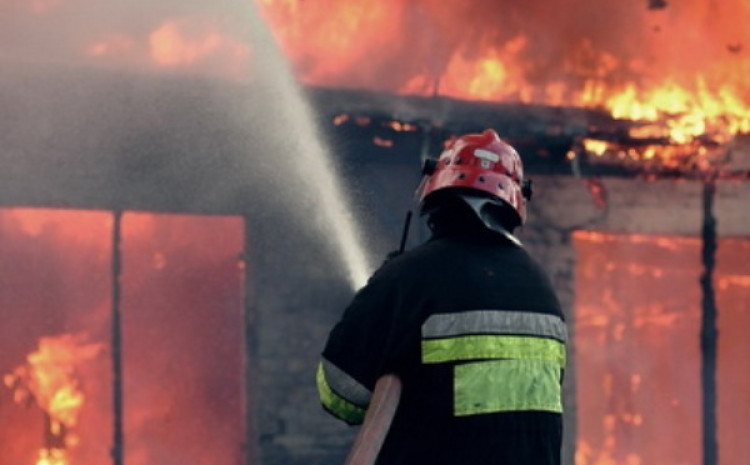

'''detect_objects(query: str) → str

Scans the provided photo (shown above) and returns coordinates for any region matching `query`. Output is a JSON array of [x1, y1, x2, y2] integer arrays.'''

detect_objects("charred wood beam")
[[111, 210, 125, 465], [700, 180, 718, 465], [306, 86, 603, 176], [306, 86, 749, 181], [0, 65, 745, 214]]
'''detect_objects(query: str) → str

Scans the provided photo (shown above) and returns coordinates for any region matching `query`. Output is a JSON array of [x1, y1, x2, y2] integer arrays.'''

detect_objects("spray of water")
[[3, 0, 373, 290], [241, 2, 373, 290]]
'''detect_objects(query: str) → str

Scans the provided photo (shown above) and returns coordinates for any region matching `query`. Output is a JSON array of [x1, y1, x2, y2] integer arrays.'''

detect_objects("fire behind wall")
[[0, 209, 246, 465], [574, 231, 750, 465]]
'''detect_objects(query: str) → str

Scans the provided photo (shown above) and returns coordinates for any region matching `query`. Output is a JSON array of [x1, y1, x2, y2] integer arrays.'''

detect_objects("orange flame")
[[3, 333, 104, 465], [149, 20, 224, 67], [35, 449, 68, 465], [21, 0, 750, 144], [258, 0, 750, 168], [146, 19, 251, 79]]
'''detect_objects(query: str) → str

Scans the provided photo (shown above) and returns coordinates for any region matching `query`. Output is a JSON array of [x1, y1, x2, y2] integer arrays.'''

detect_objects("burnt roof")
[[0, 63, 624, 214]]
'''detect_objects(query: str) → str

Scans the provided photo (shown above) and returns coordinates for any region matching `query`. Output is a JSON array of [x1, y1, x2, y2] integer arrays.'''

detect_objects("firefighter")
[[317, 129, 567, 465]]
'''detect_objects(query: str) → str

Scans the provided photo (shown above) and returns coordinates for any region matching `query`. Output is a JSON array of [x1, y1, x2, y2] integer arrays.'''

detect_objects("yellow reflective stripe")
[[316, 363, 366, 424], [454, 359, 563, 415], [422, 335, 565, 365]]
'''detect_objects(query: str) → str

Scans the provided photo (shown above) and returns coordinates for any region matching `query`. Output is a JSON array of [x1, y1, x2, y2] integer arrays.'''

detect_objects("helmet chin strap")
[[458, 195, 522, 246]]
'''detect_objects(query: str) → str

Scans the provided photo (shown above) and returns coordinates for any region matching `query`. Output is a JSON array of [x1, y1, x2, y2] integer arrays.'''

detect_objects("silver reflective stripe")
[[422, 310, 567, 342], [320, 357, 372, 407]]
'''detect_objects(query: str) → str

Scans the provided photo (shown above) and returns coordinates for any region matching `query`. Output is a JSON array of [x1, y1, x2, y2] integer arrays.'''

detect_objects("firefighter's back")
[[376, 231, 566, 465]]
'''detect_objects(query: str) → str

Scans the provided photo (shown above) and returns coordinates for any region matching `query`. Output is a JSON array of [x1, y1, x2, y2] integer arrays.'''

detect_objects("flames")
[[574, 78, 750, 174], [573, 232, 702, 465], [606, 80, 750, 141], [573, 233, 750, 465], [84, 18, 251, 79], [148, 20, 224, 67], [258, 1, 749, 99], [0, 209, 247, 465], [11, 0, 750, 159], [146, 19, 250, 75], [256, 0, 750, 171], [3, 333, 104, 465]]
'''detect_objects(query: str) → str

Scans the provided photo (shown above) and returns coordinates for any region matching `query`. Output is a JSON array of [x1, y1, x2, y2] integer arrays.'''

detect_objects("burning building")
[[1, 1, 749, 465]]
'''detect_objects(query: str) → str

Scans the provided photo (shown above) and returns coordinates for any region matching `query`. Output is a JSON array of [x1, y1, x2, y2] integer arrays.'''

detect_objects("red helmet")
[[419, 129, 530, 227]]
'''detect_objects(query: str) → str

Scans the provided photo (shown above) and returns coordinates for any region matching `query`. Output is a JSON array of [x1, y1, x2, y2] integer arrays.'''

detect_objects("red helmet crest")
[[419, 129, 529, 226]]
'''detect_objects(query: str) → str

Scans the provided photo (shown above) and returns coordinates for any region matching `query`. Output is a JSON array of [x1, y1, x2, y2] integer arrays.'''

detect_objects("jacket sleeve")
[[316, 268, 400, 425]]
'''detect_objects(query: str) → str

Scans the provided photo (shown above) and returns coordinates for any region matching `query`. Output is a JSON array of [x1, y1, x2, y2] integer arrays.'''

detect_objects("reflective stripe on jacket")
[[316, 358, 371, 424], [422, 310, 566, 416], [317, 229, 567, 465]]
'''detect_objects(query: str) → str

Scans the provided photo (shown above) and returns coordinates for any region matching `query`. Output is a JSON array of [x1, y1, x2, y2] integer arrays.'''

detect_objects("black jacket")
[[317, 223, 567, 465]]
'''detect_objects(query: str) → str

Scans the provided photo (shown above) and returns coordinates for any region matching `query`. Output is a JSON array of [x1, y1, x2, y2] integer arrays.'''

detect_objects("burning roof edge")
[[0, 63, 746, 214]]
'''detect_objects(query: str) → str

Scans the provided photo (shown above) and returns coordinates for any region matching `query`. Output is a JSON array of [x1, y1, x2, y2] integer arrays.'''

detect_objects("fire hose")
[[343, 374, 402, 465], [343, 211, 410, 465]]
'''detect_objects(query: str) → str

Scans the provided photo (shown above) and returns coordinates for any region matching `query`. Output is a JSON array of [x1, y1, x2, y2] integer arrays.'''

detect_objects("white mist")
[[240, 2, 373, 290]]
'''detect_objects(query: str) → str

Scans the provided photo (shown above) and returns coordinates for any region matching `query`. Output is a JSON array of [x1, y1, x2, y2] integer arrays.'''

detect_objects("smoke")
[[1, 4, 377, 462], [1, 0, 251, 77], [5, 0, 748, 102], [4, 0, 749, 85], [2, 0, 376, 288], [261, 0, 750, 98], [237, 1, 374, 289]]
